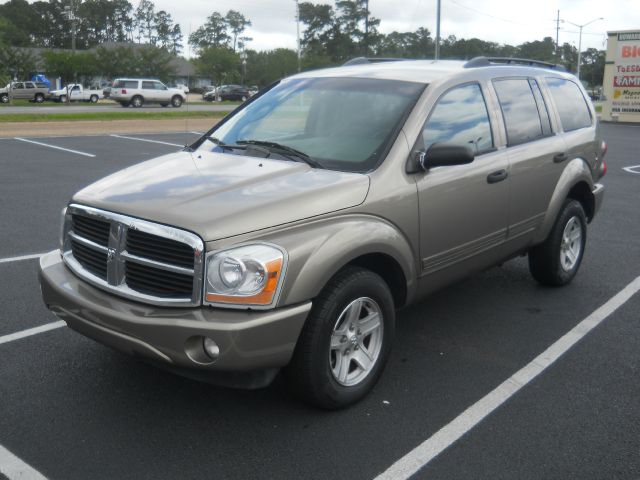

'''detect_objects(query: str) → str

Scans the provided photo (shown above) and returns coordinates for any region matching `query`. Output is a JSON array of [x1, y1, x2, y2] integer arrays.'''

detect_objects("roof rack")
[[342, 57, 410, 66], [464, 56, 566, 71]]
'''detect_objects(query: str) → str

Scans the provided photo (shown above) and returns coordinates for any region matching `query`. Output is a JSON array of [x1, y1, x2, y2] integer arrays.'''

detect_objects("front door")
[[415, 82, 509, 280]]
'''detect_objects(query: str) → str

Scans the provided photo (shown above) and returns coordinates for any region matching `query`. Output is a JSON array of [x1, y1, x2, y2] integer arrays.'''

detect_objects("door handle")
[[487, 169, 508, 184], [553, 152, 568, 163]]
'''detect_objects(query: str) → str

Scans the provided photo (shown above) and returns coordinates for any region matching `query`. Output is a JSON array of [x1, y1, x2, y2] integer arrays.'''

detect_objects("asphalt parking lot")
[[1, 123, 639, 479]]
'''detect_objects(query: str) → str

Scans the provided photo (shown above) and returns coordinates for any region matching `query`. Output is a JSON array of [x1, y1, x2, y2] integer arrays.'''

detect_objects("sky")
[[148, 0, 640, 57]]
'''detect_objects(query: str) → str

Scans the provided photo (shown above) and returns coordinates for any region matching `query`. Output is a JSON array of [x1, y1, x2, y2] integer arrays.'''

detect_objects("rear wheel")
[[0, 94, 8, 103], [59, 95, 67, 103], [171, 95, 183, 108], [241, 95, 248, 102], [528, 199, 587, 286], [286, 267, 395, 409], [34, 93, 44, 103], [131, 95, 143, 108], [89, 95, 98, 103]]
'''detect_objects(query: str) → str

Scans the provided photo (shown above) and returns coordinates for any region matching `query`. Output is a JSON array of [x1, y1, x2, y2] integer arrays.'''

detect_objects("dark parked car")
[[214, 85, 250, 102]]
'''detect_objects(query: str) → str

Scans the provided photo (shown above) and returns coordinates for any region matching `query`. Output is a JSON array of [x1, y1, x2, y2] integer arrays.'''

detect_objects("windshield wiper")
[[204, 136, 245, 151], [236, 140, 324, 169]]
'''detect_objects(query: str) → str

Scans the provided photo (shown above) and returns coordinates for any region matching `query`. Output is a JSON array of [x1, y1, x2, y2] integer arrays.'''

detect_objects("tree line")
[[0, 0, 605, 90]]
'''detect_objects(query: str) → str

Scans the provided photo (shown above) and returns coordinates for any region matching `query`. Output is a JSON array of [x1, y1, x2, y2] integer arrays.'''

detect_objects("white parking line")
[[0, 253, 45, 265], [0, 321, 66, 346], [0, 445, 48, 480], [375, 275, 640, 480], [622, 165, 640, 174], [14, 137, 96, 158], [110, 134, 184, 147]]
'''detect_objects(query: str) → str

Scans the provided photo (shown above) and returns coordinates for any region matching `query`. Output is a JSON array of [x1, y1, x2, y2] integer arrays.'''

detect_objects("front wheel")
[[171, 95, 183, 107], [0, 94, 8, 103], [35, 93, 44, 103], [528, 199, 587, 286], [89, 95, 98, 103], [59, 95, 67, 103], [286, 267, 395, 409]]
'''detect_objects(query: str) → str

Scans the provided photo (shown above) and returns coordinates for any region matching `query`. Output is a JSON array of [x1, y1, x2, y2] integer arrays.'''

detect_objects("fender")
[[257, 214, 418, 308], [533, 157, 595, 244]]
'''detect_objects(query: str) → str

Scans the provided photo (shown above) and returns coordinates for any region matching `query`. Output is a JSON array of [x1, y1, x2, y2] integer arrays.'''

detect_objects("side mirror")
[[416, 142, 475, 170]]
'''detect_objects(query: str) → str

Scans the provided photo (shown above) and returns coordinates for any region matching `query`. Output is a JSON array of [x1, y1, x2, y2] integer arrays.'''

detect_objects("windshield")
[[199, 77, 425, 172]]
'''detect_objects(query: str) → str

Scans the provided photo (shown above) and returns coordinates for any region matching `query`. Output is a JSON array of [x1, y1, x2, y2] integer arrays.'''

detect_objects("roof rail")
[[464, 56, 566, 71], [342, 57, 409, 66]]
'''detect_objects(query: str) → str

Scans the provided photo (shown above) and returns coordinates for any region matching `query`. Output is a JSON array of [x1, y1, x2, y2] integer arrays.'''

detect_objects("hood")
[[72, 150, 370, 241]]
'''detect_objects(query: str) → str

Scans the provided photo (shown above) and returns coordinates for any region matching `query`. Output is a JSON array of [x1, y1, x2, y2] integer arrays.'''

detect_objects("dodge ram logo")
[[107, 248, 116, 261]]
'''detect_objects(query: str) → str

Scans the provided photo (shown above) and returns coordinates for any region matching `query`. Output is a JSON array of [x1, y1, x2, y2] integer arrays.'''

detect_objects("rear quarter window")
[[545, 77, 592, 132], [493, 78, 545, 147]]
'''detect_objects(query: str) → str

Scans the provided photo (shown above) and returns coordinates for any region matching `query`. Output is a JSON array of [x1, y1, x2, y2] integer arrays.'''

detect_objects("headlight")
[[204, 244, 287, 308]]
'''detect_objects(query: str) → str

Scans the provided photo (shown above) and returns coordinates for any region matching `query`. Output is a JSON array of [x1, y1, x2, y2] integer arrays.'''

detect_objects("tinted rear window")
[[113, 80, 138, 89], [545, 77, 592, 132], [493, 78, 544, 146]]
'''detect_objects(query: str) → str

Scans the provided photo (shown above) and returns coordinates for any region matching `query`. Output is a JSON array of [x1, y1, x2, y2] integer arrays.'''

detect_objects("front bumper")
[[39, 250, 311, 386]]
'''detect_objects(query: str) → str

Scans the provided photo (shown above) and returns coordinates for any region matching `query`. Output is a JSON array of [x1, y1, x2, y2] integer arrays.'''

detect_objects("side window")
[[13, 83, 24, 89], [422, 83, 493, 154], [493, 78, 545, 146], [152, 81, 166, 90], [142, 81, 155, 90], [25, 82, 35, 89], [545, 77, 592, 132], [72, 85, 80, 91], [125, 80, 139, 89]]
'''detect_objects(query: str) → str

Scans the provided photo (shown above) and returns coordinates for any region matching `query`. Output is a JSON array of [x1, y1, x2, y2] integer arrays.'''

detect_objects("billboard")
[[612, 32, 640, 114]]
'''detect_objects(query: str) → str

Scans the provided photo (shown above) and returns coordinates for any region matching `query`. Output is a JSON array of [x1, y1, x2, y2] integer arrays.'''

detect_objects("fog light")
[[203, 337, 220, 360]]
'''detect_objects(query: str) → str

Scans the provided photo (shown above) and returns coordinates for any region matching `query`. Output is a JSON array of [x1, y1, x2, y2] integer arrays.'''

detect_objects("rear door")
[[12, 82, 26, 99], [416, 82, 510, 277], [491, 77, 566, 244], [141, 80, 157, 101]]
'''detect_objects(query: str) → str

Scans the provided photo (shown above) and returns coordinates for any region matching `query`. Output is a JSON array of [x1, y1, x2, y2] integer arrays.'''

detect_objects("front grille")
[[125, 261, 194, 298], [126, 229, 194, 269], [71, 238, 108, 279], [63, 205, 204, 306], [72, 214, 110, 246]]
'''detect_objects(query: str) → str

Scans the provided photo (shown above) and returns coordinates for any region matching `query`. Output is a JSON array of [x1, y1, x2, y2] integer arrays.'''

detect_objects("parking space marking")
[[375, 275, 640, 480], [0, 321, 66, 346], [110, 134, 184, 147], [14, 137, 96, 158], [0, 445, 48, 480], [622, 165, 640, 174], [0, 253, 45, 265]]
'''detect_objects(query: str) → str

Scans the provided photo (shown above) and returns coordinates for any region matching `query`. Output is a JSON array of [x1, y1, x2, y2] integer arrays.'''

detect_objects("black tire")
[[131, 95, 143, 108], [35, 93, 44, 103], [286, 266, 395, 409], [528, 199, 587, 286], [59, 95, 67, 103], [0, 94, 8, 103], [171, 95, 182, 108], [241, 95, 247, 102], [89, 95, 98, 103], [120, 101, 130, 107]]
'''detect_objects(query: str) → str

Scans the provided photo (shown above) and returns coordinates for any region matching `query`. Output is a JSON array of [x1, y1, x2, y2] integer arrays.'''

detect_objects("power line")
[[448, 0, 529, 27]]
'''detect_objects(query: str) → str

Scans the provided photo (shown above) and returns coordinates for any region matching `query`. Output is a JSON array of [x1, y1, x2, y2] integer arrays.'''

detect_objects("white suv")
[[110, 78, 186, 108]]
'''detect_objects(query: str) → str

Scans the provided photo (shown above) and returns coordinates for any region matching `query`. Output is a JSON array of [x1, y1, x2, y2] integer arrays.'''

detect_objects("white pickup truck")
[[49, 84, 102, 103]]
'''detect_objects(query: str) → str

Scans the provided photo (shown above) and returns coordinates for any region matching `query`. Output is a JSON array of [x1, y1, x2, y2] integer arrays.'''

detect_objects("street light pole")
[[435, 0, 441, 60], [295, 0, 301, 72], [561, 17, 603, 80]]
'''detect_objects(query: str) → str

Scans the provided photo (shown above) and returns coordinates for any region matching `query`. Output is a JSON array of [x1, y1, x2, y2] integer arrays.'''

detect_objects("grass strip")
[[0, 110, 228, 123]]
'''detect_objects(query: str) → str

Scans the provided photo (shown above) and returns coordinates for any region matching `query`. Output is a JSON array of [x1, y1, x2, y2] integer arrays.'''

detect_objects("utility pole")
[[555, 10, 560, 63], [561, 17, 603, 80], [364, 0, 369, 56], [435, 0, 441, 60], [295, 0, 301, 72]]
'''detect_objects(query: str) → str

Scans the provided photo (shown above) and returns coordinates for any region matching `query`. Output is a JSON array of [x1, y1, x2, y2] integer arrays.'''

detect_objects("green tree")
[[245, 48, 298, 86], [155, 10, 182, 54], [41, 50, 98, 85], [0, 45, 37, 80], [94, 45, 137, 79], [517, 36, 556, 63], [225, 10, 251, 52], [580, 48, 605, 89], [189, 12, 230, 52], [135, 45, 176, 81], [194, 46, 239, 85]]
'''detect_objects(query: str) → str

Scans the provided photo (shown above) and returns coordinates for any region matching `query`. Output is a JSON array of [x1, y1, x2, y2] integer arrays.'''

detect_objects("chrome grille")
[[62, 204, 204, 307]]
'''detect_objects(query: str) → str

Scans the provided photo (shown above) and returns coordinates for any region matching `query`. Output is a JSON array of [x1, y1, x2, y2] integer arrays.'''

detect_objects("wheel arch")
[[533, 158, 595, 244]]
